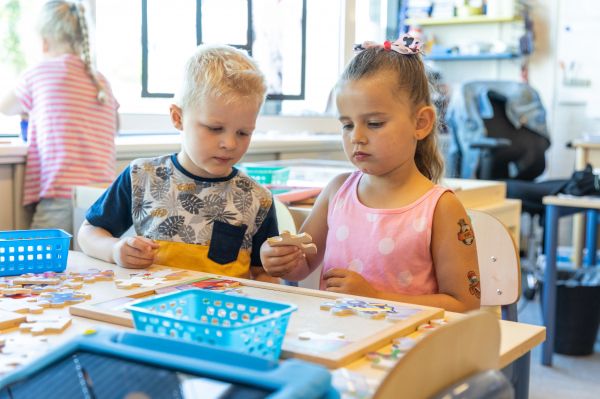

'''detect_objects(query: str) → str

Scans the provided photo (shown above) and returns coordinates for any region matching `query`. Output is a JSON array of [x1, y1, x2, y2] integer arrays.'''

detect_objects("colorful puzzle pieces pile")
[[320, 298, 420, 321]]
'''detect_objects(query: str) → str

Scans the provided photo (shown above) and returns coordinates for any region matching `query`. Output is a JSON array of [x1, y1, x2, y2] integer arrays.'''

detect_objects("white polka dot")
[[398, 271, 413, 286], [412, 217, 427, 232], [366, 213, 378, 222], [378, 237, 395, 255], [336, 225, 349, 241], [348, 259, 364, 273]]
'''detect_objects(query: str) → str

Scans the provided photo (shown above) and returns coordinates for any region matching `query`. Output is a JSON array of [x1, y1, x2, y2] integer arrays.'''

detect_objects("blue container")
[[0, 229, 71, 276], [239, 164, 290, 185], [127, 289, 297, 361]]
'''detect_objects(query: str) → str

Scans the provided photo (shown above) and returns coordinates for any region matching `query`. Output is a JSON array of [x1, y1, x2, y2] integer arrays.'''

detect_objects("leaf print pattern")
[[233, 190, 253, 214], [179, 192, 202, 214], [150, 178, 170, 200], [129, 156, 274, 251], [157, 216, 184, 238], [179, 225, 196, 243]]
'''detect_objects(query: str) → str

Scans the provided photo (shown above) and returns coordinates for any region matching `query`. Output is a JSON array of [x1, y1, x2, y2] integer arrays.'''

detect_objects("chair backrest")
[[374, 310, 501, 399], [468, 209, 521, 311], [274, 198, 297, 234]]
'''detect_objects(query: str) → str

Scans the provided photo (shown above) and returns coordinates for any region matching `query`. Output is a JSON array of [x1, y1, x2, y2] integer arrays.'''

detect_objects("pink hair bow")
[[354, 34, 422, 55]]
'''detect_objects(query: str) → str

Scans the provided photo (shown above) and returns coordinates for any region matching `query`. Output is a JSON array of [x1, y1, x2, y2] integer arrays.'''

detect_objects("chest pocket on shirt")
[[208, 221, 248, 265]]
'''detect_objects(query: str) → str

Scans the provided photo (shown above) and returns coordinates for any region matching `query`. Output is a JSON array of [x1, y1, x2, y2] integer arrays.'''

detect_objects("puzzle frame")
[[70, 275, 443, 368]]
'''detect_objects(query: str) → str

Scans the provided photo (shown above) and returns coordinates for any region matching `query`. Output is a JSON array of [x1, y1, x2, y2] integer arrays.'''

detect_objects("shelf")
[[426, 52, 520, 61], [406, 15, 519, 26]]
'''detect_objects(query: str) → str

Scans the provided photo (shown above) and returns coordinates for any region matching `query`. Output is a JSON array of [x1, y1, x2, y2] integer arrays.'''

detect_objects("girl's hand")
[[112, 236, 158, 269], [323, 268, 380, 298], [259, 240, 305, 278]]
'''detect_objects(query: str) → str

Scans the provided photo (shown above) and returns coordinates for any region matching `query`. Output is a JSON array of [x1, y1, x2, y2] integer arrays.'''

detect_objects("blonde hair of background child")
[[338, 48, 445, 182], [175, 44, 267, 112], [37, 1, 106, 104]]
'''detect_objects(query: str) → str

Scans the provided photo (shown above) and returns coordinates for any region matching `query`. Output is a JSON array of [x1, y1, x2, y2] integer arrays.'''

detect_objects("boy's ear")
[[170, 105, 183, 130], [414, 105, 436, 140]]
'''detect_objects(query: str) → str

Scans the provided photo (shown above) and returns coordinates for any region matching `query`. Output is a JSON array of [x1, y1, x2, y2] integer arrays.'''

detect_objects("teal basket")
[[0, 229, 71, 276], [127, 289, 297, 360], [239, 164, 290, 185]]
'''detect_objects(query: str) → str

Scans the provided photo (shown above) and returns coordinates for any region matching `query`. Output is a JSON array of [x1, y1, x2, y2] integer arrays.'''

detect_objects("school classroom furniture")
[[0, 251, 545, 398], [541, 194, 600, 366]]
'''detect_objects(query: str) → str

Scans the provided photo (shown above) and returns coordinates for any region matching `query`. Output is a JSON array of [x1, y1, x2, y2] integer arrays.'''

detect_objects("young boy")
[[78, 44, 278, 282]]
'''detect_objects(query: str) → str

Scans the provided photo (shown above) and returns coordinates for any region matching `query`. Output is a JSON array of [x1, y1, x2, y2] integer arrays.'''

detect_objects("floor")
[[518, 296, 600, 398]]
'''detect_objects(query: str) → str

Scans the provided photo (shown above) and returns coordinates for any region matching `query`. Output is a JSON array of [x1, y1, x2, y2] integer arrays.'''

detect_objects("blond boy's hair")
[[37, 1, 107, 104], [176, 44, 267, 111]]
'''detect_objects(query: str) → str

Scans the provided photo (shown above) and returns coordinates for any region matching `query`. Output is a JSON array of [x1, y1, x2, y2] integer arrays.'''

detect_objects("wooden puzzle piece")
[[0, 310, 26, 330], [65, 269, 115, 283], [12, 273, 61, 286], [267, 231, 317, 254], [35, 290, 91, 308], [0, 287, 31, 297], [0, 298, 43, 314], [19, 316, 72, 335], [320, 298, 399, 319], [115, 270, 187, 290]]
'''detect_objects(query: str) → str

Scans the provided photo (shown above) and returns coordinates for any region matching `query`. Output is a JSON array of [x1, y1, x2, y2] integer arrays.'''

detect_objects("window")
[[0, 1, 401, 136], [142, 0, 307, 101]]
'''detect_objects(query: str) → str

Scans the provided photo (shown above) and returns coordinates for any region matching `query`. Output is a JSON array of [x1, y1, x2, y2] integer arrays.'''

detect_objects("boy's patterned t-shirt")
[[86, 154, 278, 277]]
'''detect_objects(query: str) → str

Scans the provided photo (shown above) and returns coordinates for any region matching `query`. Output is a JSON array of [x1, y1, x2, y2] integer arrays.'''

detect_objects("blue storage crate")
[[127, 289, 297, 361], [239, 164, 290, 185], [0, 229, 71, 276]]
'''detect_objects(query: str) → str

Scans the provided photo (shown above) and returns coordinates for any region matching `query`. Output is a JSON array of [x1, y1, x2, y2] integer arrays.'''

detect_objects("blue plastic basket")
[[126, 289, 297, 360], [239, 164, 290, 185], [0, 229, 71, 276]]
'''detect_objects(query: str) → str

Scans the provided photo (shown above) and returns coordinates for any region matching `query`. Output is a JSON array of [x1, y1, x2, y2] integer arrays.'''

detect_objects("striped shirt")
[[15, 54, 118, 205]]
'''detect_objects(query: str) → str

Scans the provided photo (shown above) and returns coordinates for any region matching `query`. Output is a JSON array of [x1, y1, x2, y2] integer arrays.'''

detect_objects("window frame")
[[140, 0, 307, 101]]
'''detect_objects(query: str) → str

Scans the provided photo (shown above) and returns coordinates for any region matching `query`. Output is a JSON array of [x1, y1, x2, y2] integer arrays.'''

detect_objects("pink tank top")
[[321, 171, 450, 295]]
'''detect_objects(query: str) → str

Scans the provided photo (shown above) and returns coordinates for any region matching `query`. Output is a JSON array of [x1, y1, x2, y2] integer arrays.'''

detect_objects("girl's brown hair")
[[338, 48, 444, 182], [37, 1, 106, 104]]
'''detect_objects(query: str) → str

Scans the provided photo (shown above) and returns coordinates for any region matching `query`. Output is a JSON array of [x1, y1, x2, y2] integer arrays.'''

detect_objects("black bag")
[[560, 164, 600, 196]]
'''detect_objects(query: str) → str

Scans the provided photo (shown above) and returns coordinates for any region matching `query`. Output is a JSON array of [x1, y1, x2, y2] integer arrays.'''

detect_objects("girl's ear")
[[169, 105, 183, 130], [414, 105, 436, 140]]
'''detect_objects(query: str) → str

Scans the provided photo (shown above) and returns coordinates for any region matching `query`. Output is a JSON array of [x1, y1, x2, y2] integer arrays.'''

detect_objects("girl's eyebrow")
[[339, 112, 387, 120]]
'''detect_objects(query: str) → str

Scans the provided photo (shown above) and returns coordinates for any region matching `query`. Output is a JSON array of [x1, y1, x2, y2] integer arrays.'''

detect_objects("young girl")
[[0, 1, 119, 234], [260, 36, 480, 312]]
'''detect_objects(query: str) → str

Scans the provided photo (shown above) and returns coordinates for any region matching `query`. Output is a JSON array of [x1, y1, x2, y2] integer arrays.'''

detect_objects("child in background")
[[78, 44, 278, 283], [261, 36, 480, 312], [0, 1, 119, 234]]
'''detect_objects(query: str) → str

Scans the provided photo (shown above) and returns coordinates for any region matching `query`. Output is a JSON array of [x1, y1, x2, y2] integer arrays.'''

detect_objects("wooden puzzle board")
[[70, 277, 444, 368]]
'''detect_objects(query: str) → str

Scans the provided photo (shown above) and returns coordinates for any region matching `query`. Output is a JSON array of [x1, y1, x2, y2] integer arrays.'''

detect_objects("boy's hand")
[[260, 240, 305, 278], [323, 268, 379, 298], [112, 236, 159, 269]]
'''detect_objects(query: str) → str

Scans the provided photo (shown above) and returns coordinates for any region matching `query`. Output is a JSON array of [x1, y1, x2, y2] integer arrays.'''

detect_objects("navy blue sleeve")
[[251, 202, 279, 267], [85, 166, 133, 237]]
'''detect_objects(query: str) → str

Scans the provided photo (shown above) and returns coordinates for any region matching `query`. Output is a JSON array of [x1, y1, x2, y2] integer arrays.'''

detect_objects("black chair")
[[447, 83, 568, 300]]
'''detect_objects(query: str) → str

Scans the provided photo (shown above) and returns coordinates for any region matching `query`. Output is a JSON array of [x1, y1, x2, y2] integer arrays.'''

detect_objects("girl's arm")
[[342, 193, 479, 312], [376, 192, 480, 312], [0, 91, 23, 115], [260, 173, 350, 281]]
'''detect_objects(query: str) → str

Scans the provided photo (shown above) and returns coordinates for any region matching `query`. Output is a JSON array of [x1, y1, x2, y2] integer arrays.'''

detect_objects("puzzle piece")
[[298, 331, 346, 341], [35, 290, 91, 308], [320, 298, 399, 319], [0, 335, 50, 375], [366, 351, 405, 370], [0, 298, 44, 314], [12, 273, 62, 286], [65, 269, 115, 283], [267, 231, 317, 254], [19, 316, 72, 335], [0, 287, 31, 297], [0, 310, 26, 330], [115, 270, 186, 290], [189, 278, 242, 291]]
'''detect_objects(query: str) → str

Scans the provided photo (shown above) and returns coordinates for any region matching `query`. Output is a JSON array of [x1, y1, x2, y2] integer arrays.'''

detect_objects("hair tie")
[[354, 34, 422, 55], [69, 3, 77, 13]]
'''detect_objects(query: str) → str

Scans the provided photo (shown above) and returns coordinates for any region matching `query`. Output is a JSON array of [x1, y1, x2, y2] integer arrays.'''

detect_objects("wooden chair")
[[374, 310, 505, 399], [468, 209, 521, 321]]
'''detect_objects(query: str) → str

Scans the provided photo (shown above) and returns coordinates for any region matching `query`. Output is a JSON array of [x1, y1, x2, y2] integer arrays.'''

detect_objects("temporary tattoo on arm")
[[467, 271, 481, 299], [457, 218, 474, 245]]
